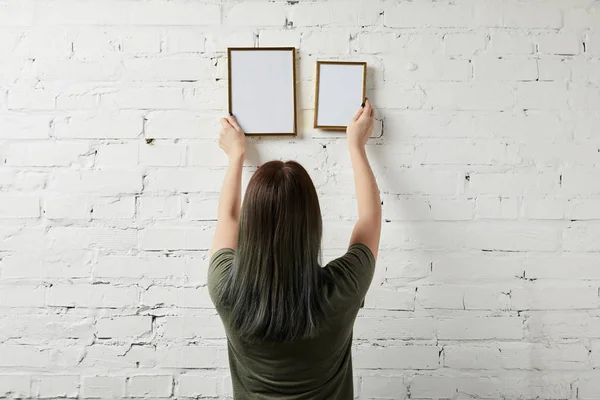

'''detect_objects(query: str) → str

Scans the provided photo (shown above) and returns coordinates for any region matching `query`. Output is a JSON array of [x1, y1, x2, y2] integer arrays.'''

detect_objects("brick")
[[431, 255, 523, 283], [411, 375, 500, 399], [0, 375, 30, 398], [164, 28, 205, 53], [96, 317, 151, 339], [491, 31, 535, 55], [50, 170, 142, 195], [568, 198, 600, 220], [0, 195, 40, 218], [130, 375, 172, 398], [205, 31, 256, 53], [123, 57, 213, 82], [290, 2, 380, 27], [423, 82, 514, 111], [354, 346, 439, 370], [185, 196, 219, 221], [0, 227, 44, 251], [587, 32, 600, 56], [8, 89, 56, 110], [139, 196, 181, 220], [161, 316, 225, 339], [301, 31, 350, 54], [95, 255, 186, 279], [81, 376, 126, 399], [95, 143, 138, 167], [5, 141, 90, 167], [54, 113, 142, 139], [37, 58, 122, 82], [438, 317, 523, 340], [580, 375, 600, 400], [473, 57, 538, 81], [512, 286, 599, 310], [444, 33, 486, 56], [536, 33, 582, 55], [563, 222, 600, 251], [361, 376, 406, 399], [44, 195, 92, 220], [259, 30, 301, 48], [47, 226, 138, 251], [526, 312, 600, 340], [92, 197, 135, 219], [570, 59, 600, 83], [354, 317, 435, 340], [524, 255, 600, 280], [516, 82, 569, 110], [177, 375, 219, 398], [139, 144, 185, 166], [539, 57, 572, 81], [502, 3, 562, 29], [416, 140, 511, 165], [475, 196, 519, 219], [384, 56, 470, 82], [417, 286, 464, 310], [522, 197, 565, 220], [140, 227, 213, 251], [188, 143, 228, 167], [0, 2, 34, 27], [47, 284, 139, 308], [100, 87, 184, 110], [225, 3, 286, 27], [145, 111, 219, 139], [385, 3, 471, 28], [563, 168, 600, 196], [142, 286, 213, 309], [37, 375, 79, 398], [144, 169, 226, 193], [468, 171, 558, 196], [502, 372, 573, 399], [157, 346, 228, 368], [0, 284, 44, 307], [0, 114, 51, 139], [364, 288, 415, 311], [464, 287, 511, 310]]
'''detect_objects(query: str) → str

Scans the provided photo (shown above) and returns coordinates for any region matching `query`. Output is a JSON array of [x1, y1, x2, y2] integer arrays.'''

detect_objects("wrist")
[[348, 143, 366, 155], [228, 151, 245, 163]]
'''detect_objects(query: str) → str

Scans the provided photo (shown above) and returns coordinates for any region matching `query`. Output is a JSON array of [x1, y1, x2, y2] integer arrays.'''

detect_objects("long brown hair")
[[218, 160, 325, 342]]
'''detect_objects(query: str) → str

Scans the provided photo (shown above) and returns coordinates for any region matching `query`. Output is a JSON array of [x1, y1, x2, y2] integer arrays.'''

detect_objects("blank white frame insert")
[[228, 47, 297, 136], [314, 61, 367, 130]]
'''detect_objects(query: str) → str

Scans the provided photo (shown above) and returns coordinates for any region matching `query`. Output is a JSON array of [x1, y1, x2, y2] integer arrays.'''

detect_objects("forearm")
[[350, 146, 381, 221], [211, 154, 244, 254], [349, 145, 381, 258], [218, 154, 244, 221]]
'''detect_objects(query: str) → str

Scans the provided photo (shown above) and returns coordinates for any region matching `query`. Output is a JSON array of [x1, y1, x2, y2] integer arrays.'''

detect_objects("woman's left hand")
[[219, 115, 246, 159]]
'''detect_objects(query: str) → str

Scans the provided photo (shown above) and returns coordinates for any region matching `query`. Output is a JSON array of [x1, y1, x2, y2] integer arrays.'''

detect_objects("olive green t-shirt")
[[208, 244, 375, 400]]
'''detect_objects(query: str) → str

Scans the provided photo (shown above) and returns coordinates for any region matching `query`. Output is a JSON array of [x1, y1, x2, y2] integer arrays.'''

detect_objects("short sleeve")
[[322, 243, 376, 309], [208, 248, 235, 306]]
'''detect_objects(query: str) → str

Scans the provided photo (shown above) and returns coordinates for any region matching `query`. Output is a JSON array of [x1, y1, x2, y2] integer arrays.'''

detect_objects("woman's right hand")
[[346, 99, 374, 150]]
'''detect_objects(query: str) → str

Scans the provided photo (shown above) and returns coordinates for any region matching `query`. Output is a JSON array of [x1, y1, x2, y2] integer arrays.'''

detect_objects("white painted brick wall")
[[0, 0, 599, 399]]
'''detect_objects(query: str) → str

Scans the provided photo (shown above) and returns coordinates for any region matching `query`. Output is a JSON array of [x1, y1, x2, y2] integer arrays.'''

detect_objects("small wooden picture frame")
[[314, 61, 367, 131], [228, 47, 297, 136]]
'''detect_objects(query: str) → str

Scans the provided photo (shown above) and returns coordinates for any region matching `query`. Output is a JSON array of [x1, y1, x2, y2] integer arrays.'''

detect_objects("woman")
[[209, 100, 381, 399]]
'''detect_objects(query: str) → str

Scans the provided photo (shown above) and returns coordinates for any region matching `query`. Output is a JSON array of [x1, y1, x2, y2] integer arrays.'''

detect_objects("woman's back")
[[209, 245, 375, 399], [210, 100, 380, 399]]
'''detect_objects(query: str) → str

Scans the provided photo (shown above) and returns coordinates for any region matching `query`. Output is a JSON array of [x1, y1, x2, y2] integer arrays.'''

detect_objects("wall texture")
[[1, 0, 600, 398]]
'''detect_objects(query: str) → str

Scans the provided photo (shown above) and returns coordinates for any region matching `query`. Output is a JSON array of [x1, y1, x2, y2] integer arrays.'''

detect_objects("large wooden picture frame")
[[228, 47, 297, 136], [314, 61, 367, 131]]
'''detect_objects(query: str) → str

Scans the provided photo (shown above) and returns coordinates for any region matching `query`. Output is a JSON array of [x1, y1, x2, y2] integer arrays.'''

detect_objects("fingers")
[[220, 118, 232, 129], [362, 99, 373, 118], [226, 115, 242, 131], [351, 104, 365, 122]]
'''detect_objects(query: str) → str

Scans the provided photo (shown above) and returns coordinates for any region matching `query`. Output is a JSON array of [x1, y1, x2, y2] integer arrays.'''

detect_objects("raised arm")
[[210, 115, 246, 256], [346, 100, 382, 260]]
